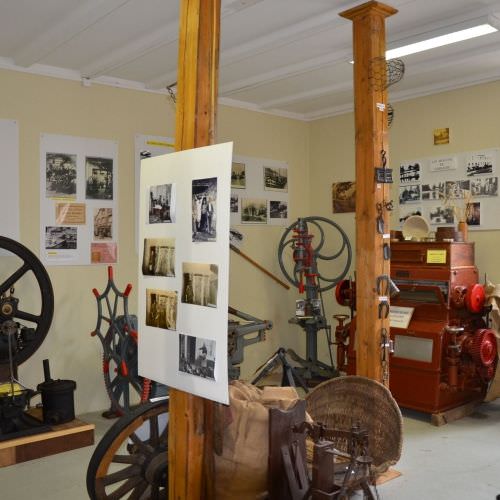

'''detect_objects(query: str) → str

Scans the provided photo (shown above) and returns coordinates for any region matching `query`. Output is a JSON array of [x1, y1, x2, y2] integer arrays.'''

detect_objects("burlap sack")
[[214, 381, 301, 500], [484, 282, 500, 401]]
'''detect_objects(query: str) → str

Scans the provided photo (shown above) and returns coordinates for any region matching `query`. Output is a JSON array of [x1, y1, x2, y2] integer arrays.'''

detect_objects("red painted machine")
[[334, 241, 497, 415]]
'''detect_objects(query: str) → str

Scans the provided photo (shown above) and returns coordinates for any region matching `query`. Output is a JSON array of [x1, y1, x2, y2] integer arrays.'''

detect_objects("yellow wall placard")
[[55, 202, 86, 224], [427, 249, 447, 264]]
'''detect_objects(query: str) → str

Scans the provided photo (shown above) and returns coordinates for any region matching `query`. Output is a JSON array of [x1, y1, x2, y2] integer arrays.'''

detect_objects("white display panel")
[[40, 134, 118, 266], [138, 142, 233, 405], [0, 119, 19, 241]]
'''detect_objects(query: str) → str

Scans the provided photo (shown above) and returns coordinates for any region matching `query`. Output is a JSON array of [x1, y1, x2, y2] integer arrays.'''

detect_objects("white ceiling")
[[1, 0, 500, 121]]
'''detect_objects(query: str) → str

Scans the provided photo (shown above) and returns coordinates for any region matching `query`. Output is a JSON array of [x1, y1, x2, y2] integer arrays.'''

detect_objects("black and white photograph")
[[93, 208, 112, 240], [181, 262, 218, 308], [46, 153, 77, 198], [142, 238, 175, 277], [149, 184, 174, 223], [399, 207, 422, 224], [445, 180, 470, 199], [428, 206, 454, 225], [146, 289, 177, 330], [192, 177, 217, 242], [178, 333, 216, 381], [470, 177, 498, 197], [399, 184, 421, 204], [466, 202, 481, 226], [241, 198, 267, 223], [230, 195, 239, 213], [45, 226, 77, 249], [400, 162, 421, 183], [466, 153, 494, 176], [231, 162, 246, 189], [270, 200, 288, 219], [421, 182, 445, 201], [85, 156, 113, 200], [264, 166, 288, 192]]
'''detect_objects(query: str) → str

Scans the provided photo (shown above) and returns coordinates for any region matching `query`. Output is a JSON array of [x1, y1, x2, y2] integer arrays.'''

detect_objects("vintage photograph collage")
[[143, 177, 219, 382], [397, 149, 499, 230], [230, 157, 289, 226], [43, 147, 117, 265]]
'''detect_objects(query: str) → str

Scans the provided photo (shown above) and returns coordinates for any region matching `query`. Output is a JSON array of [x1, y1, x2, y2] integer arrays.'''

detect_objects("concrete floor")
[[2, 400, 500, 499]]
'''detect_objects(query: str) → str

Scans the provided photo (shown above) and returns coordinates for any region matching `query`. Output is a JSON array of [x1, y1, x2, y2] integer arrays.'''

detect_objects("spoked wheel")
[[87, 400, 169, 500], [0, 236, 54, 365]]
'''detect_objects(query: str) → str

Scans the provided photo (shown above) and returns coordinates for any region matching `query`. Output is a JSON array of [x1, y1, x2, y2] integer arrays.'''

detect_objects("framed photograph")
[[181, 262, 218, 308], [46, 153, 77, 199], [192, 177, 217, 242], [433, 128, 449, 145], [231, 162, 246, 189], [269, 200, 288, 219], [421, 182, 444, 201], [399, 184, 421, 204], [466, 152, 494, 176], [466, 202, 481, 226], [264, 166, 288, 192], [142, 238, 175, 277], [470, 177, 498, 197], [146, 289, 178, 331], [230, 195, 239, 213], [332, 181, 355, 213], [179, 333, 216, 381], [149, 184, 174, 223], [241, 198, 267, 223], [93, 208, 112, 240], [85, 157, 113, 200], [45, 226, 77, 249], [445, 180, 470, 199], [428, 206, 454, 225], [400, 163, 421, 183]]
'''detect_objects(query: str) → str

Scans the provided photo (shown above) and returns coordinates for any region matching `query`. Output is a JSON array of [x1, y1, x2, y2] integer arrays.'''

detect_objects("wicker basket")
[[305, 375, 403, 474]]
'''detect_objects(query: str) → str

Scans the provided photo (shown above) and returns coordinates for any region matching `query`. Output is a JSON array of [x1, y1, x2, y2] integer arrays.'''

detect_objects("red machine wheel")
[[470, 328, 497, 368], [465, 284, 485, 314]]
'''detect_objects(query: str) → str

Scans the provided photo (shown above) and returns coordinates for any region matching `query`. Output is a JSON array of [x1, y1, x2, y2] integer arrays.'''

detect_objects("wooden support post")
[[340, 1, 397, 384], [169, 0, 221, 499]]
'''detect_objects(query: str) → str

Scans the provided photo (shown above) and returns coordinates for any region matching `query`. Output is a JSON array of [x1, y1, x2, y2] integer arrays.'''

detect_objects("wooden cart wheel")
[[87, 400, 169, 499]]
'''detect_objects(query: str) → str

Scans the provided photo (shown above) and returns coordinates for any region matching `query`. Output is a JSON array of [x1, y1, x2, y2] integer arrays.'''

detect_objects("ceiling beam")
[[13, 0, 132, 67]]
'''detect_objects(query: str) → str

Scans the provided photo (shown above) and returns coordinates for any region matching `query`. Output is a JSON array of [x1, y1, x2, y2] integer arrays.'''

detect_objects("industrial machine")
[[335, 240, 497, 415], [277, 216, 352, 385]]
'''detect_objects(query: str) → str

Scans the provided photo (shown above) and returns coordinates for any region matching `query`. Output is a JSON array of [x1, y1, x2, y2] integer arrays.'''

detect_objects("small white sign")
[[429, 156, 457, 172], [390, 306, 414, 329]]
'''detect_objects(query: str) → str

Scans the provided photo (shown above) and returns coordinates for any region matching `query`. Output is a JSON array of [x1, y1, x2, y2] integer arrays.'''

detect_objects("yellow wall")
[[0, 69, 309, 412], [2, 67, 500, 413]]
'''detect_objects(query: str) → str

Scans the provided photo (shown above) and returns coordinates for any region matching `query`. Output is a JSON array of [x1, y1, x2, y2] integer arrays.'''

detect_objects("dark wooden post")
[[169, 0, 220, 498], [339, 1, 397, 384]]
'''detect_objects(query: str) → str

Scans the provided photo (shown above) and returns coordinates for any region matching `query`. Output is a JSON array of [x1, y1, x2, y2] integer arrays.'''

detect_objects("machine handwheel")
[[0, 236, 54, 365], [278, 216, 352, 292], [87, 400, 169, 500]]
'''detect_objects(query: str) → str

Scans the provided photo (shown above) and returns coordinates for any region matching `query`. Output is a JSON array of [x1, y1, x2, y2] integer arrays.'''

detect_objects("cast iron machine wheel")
[[91, 267, 150, 416], [87, 400, 169, 499], [277, 217, 352, 383], [0, 236, 54, 368]]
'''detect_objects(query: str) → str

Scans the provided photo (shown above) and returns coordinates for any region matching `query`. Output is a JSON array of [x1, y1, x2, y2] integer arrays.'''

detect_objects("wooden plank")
[[170, 1, 221, 499], [431, 399, 483, 426], [0, 418, 95, 467], [339, 1, 397, 385]]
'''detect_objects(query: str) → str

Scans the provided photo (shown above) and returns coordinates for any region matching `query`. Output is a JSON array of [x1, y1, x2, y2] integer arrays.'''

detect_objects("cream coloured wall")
[[0, 69, 310, 413], [308, 80, 500, 363]]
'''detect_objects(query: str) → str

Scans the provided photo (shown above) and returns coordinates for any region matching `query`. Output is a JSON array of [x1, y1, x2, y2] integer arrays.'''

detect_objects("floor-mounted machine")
[[335, 240, 497, 416]]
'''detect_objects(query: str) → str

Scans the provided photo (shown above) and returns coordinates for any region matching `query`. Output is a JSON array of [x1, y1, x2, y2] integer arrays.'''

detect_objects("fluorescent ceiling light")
[[386, 23, 497, 60]]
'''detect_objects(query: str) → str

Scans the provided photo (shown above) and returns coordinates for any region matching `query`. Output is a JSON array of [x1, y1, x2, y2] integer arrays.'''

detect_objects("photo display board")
[[138, 142, 233, 405], [40, 134, 118, 266], [0, 119, 19, 241], [397, 148, 499, 231], [230, 154, 289, 227]]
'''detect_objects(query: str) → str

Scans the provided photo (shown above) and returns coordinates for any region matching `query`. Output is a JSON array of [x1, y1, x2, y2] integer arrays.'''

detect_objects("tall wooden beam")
[[170, 0, 220, 498], [340, 1, 397, 383]]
